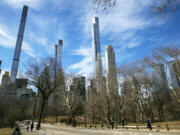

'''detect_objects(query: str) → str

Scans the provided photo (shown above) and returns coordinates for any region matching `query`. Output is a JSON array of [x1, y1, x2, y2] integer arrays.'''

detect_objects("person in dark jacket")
[[111, 121, 114, 129], [26, 125, 29, 132], [12, 127, 21, 135], [31, 123, 34, 132], [147, 119, 152, 130], [121, 119, 125, 126]]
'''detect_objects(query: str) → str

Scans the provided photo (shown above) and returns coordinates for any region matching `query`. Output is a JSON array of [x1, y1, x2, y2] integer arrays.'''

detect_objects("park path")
[[20, 124, 180, 135]]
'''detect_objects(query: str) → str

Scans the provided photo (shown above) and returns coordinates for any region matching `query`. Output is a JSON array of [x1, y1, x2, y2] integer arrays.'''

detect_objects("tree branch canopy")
[[91, 0, 179, 15]]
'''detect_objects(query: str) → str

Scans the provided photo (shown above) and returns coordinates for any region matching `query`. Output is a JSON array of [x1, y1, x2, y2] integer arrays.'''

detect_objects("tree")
[[116, 45, 180, 122], [143, 45, 180, 102], [31, 91, 39, 127], [61, 73, 83, 126], [25, 59, 64, 130], [91, 0, 179, 15], [0, 96, 32, 128], [118, 62, 165, 122], [64, 90, 82, 126]]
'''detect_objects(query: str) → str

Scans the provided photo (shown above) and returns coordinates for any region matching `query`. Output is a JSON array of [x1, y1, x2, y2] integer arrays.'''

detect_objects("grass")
[[0, 128, 13, 135], [45, 116, 91, 124], [152, 121, 180, 125]]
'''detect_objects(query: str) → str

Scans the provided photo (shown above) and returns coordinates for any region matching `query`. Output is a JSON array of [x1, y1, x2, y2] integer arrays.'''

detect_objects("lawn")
[[0, 128, 13, 135], [153, 121, 180, 126]]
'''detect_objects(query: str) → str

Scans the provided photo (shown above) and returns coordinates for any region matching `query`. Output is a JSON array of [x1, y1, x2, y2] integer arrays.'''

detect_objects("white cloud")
[[68, 47, 94, 77], [74, 47, 92, 57], [0, 25, 15, 48], [115, 50, 135, 64], [27, 13, 68, 55], [2, 0, 44, 10], [67, 46, 108, 78], [22, 42, 36, 58], [80, 0, 167, 49], [29, 32, 48, 46], [0, 23, 35, 58], [0, 0, 172, 79]]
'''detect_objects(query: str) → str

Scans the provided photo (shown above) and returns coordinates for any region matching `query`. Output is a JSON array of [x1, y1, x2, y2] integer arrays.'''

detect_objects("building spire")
[[92, 16, 103, 92], [10, 5, 28, 83]]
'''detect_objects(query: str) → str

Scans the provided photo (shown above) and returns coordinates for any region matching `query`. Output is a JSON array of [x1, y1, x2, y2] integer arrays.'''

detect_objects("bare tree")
[[25, 59, 64, 130], [118, 63, 156, 122], [91, 0, 179, 15], [62, 89, 82, 126], [61, 74, 83, 126], [143, 45, 180, 102], [0, 96, 32, 128], [86, 89, 96, 124], [31, 91, 39, 126]]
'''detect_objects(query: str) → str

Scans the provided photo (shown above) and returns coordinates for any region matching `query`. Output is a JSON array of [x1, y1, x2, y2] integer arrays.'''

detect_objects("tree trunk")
[[84, 114, 87, 127], [32, 95, 38, 126], [92, 106, 95, 124], [56, 112, 58, 123], [43, 112, 45, 123], [37, 98, 46, 130]]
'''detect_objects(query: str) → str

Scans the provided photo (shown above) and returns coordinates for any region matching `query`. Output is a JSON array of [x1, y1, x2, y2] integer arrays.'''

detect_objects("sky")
[[0, 0, 180, 82]]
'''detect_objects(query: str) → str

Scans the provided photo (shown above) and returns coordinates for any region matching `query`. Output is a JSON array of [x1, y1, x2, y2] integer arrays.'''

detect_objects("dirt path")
[[20, 124, 180, 135]]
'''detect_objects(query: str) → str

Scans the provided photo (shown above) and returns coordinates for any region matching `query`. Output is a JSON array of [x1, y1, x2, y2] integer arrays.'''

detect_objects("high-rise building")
[[0, 60, 2, 75], [55, 40, 63, 73], [1, 72, 11, 87], [105, 45, 118, 94], [152, 63, 168, 89], [48, 58, 55, 81], [71, 76, 86, 99], [49, 40, 64, 104], [10, 5, 28, 83], [0, 71, 33, 100], [92, 17, 103, 92], [168, 60, 180, 88]]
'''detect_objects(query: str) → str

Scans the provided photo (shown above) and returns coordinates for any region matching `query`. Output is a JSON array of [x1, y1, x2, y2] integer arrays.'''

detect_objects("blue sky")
[[0, 0, 180, 81]]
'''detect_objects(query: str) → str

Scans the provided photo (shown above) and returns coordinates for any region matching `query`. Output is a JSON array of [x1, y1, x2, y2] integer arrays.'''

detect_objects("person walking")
[[12, 127, 21, 135], [121, 119, 125, 126], [147, 119, 152, 130], [101, 121, 104, 128], [111, 121, 114, 130], [31, 123, 34, 132], [26, 125, 29, 132]]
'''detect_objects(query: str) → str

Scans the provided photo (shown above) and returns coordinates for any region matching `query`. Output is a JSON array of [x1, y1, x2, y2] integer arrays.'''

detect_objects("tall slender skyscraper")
[[105, 45, 118, 94], [168, 60, 180, 88], [56, 40, 63, 71], [92, 17, 101, 63], [152, 63, 168, 89], [55, 40, 63, 76], [10, 5, 28, 83], [0, 60, 2, 75], [92, 17, 103, 92]]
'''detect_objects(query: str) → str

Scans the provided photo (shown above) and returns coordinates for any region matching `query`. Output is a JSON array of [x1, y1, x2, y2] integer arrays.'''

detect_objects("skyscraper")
[[55, 40, 63, 72], [105, 45, 118, 94], [10, 5, 28, 83], [152, 63, 168, 89], [0, 60, 2, 75], [168, 60, 180, 88], [48, 58, 55, 82], [92, 17, 101, 63], [92, 17, 103, 92]]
